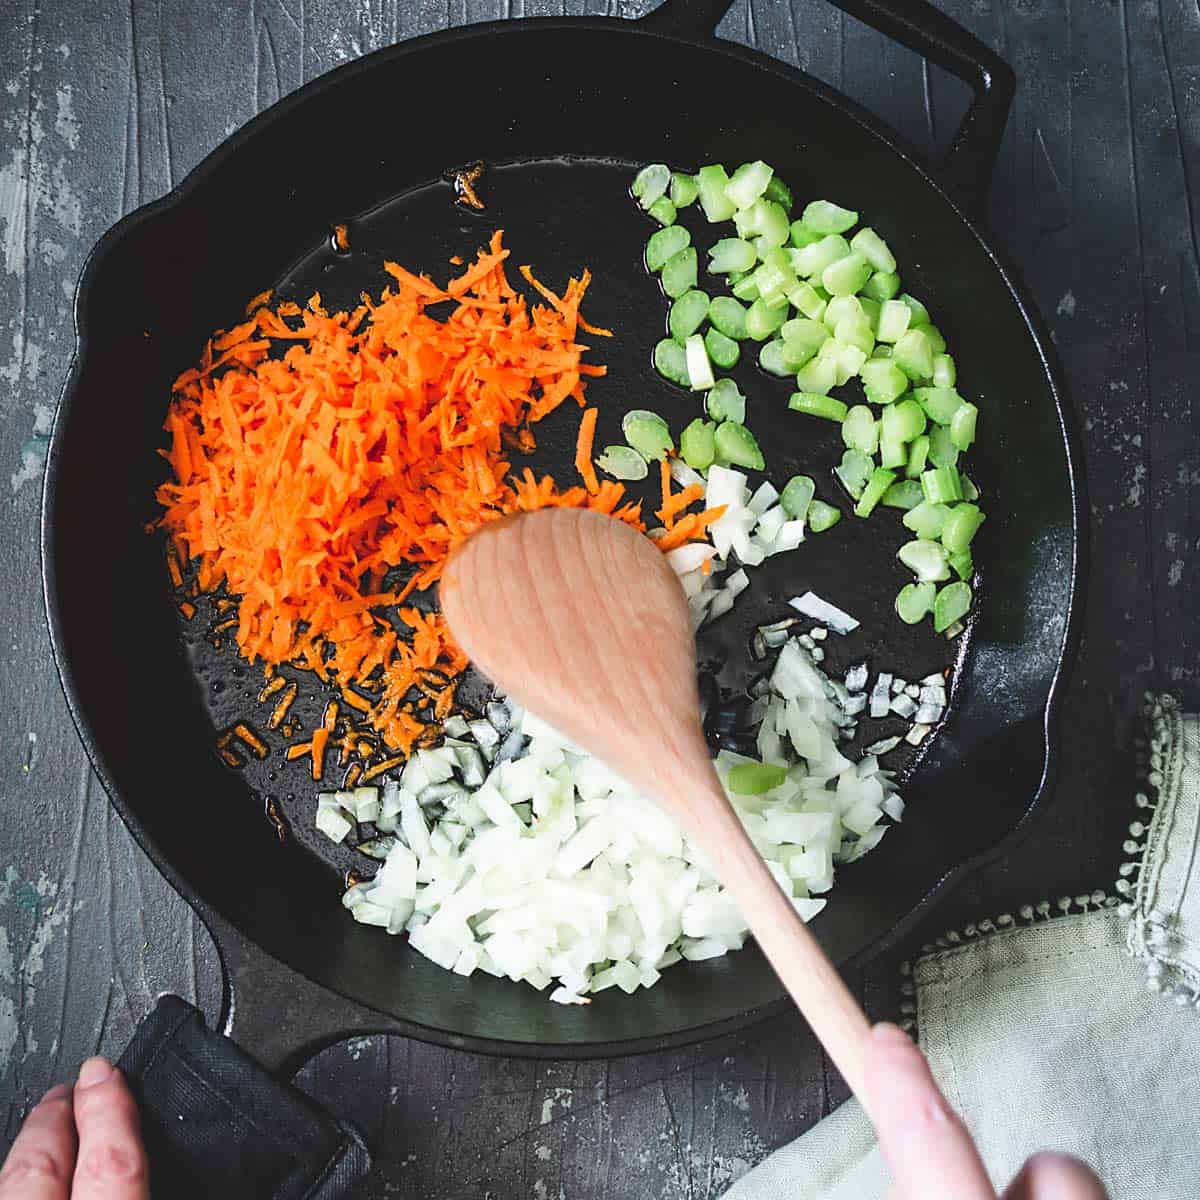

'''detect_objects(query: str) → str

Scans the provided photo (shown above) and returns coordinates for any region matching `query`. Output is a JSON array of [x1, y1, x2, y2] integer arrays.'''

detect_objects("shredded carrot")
[[657, 483, 704, 526], [157, 231, 644, 760], [574, 407, 599, 494], [655, 506, 728, 551], [310, 727, 330, 780], [268, 683, 298, 730], [659, 459, 673, 525], [362, 755, 404, 782], [232, 723, 268, 759]]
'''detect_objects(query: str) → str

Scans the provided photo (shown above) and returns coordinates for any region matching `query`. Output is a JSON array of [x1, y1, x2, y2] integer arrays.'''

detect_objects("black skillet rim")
[[41, 14, 1087, 1059]]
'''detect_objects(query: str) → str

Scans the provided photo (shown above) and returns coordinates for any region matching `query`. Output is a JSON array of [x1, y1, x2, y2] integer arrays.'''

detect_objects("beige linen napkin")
[[725, 697, 1200, 1200]]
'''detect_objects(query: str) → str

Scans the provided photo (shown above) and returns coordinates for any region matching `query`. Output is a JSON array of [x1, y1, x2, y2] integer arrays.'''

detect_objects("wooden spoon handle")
[[691, 779, 872, 1097]]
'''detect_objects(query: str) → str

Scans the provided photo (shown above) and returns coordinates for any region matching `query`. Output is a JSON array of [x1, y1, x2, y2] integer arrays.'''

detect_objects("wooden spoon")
[[440, 507, 872, 1097]]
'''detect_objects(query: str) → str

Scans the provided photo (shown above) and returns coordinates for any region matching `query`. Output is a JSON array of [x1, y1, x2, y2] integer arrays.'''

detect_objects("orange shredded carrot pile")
[[157, 231, 645, 762]]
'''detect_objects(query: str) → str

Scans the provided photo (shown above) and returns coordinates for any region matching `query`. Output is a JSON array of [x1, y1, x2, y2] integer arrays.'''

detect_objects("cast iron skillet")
[[42, 0, 1084, 1072]]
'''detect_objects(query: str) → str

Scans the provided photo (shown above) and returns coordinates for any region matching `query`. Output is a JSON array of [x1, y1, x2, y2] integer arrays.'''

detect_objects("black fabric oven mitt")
[[117, 995, 372, 1199]]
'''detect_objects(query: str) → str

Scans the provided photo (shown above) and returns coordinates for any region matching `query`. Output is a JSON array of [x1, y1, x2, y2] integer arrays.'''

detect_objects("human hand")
[[866, 1023, 1107, 1199], [0, 1057, 149, 1199]]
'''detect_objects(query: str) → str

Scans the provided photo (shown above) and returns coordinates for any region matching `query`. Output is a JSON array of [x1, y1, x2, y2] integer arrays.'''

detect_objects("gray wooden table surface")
[[1, 1, 1197, 1196]]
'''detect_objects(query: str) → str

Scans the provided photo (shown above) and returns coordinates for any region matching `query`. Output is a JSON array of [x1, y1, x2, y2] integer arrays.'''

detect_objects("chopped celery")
[[880, 437, 908, 470], [794, 234, 850, 279], [745, 199, 790, 247], [960, 474, 980, 502], [752, 256, 796, 304], [782, 316, 830, 349], [950, 549, 974, 580], [731, 275, 761, 302], [596, 445, 649, 481], [661, 247, 698, 298], [632, 163, 670, 209], [787, 280, 828, 320], [914, 386, 965, 425], [921, 465, 963, 505], [714, 421, 764, 470], [709, 297, 750, 340], [670, 171, 699, 208], [903, 500, 950, 539], [922, 324, 947, 355], [899, 293, 930, 326], [733, 206, 756, 238], [622, 410, 674, 461], [835, 448, 874, 499], [789, 220, 823, 248], [808, 499, 842, 532], [764, 175, 794, 209], [872, 344, 893, 358], [941, 503, 985, 553], [708, 238, 757, 275], [894, 327, 935, 381], [704, 327, 740, 369], [668, 290, 710, 343], [876, 299, 911, 343], [653, 338, 690, 386], [932, 353, 957, 388], [950, 402, 978, 450], [680, 419, 717, 470], [728, 761, 787, 795], [794, 355, 838, 398], [831, 342, 868, 386], [706, 379, 746, 424], [822, 251, 872, 297], [895, 581, 936, 624], [928, 425, 960, 467], [726, 160, 774, 209], [905, 434, 930, 478], [685, 333, 716, 390], [850, 227, 896, 273], [882, 479, 924, 509], [860, 359, 908, 405], [759, 339, 791, 377], [696, 164, 736, 222], [780, 474, 816, 521], [645, 225, 690, 273], [789, 391, 848, 422], [802, 199, 858, 234], [855, 467, 896, 518], [933, 581, 972, 632], [842, 405, 879, 454], [881, 398, 926, 443], [834, 316, 875, 354], [862, 270, 901, 302], [779, 337, 823, 373], [745, 296, 788, 340], [859, 296, 881, 330], [647, 196, 676, 226], [824, 295, 864, 329], [898, 538, 951, 582]]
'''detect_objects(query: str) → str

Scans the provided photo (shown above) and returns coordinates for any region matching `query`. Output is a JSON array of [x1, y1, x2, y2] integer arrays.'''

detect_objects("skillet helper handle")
[[827, 0, 1015, 208], [117, 996, 373, 1200], [640, 0, 1015, 211]]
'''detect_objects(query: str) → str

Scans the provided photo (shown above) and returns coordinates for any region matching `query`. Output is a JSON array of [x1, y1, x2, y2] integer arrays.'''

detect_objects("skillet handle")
[[640, 0, 1015, 211], [200, 902, 408, 1078]]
